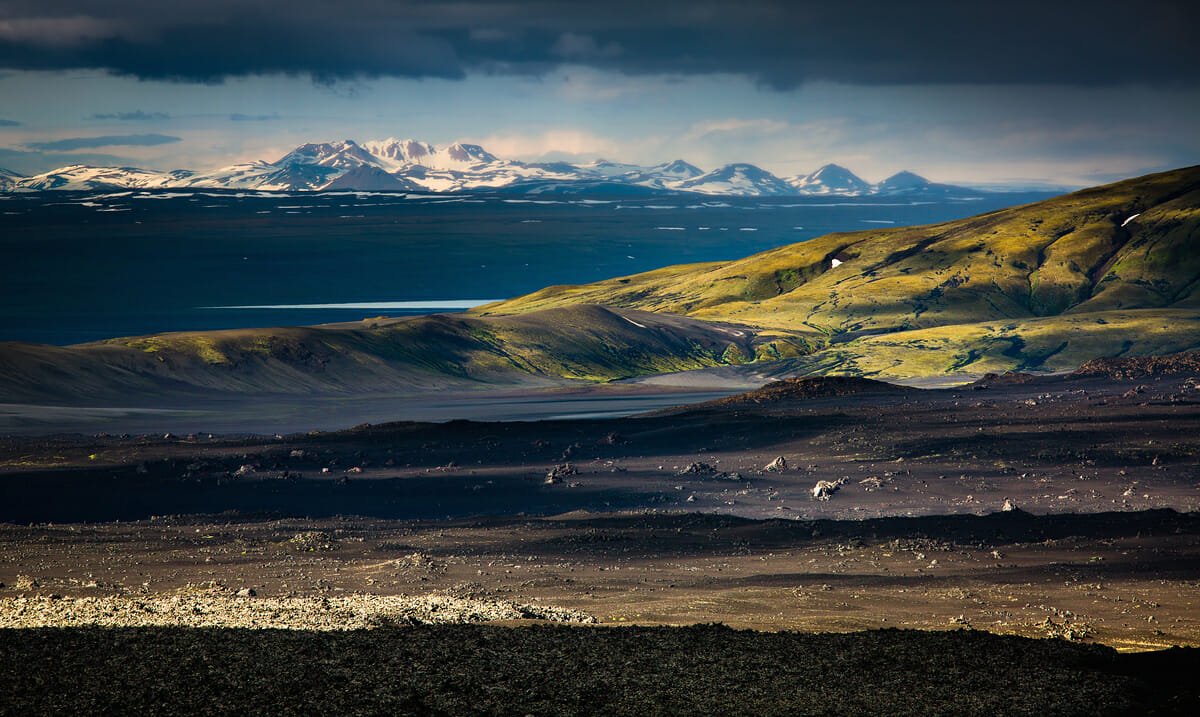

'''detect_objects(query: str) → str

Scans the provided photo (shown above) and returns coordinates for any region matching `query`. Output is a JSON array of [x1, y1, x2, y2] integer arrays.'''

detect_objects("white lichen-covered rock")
[[812, 478, 847, 500]]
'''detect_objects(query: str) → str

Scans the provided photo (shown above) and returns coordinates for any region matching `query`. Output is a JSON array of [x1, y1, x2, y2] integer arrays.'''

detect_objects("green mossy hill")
[[472, 167, 1200, 379], [475, 166, 1200, 335], [0, 305, 786, 402], [752, 308, 1200, 381]]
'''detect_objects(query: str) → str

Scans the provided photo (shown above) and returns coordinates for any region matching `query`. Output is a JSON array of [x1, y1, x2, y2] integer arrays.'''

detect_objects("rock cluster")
[[0, 592, 595, 630]]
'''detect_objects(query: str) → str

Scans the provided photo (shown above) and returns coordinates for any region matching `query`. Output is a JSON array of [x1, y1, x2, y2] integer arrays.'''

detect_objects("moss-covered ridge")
[[472, 166, 1200, 378], [0, 305, 799, 402], [475, 166, 1200, 333]]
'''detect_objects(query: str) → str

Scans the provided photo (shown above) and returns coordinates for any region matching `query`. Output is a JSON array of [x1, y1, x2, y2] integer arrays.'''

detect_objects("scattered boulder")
[[1121, 385, 1149, 398], [1002, 498, 1017, 512], [15, 575, 38, 590], [396, 552, 444, 575], [545, 463, 577, 484], [599, 432, 627, 446], [235, 588, 257, 598], [233, 464, 256, 478], [1072, 351, 1200, 380], [765, 456, 788, 472], [288, 532, 338, 552], [678, 462, 717, 476], [812, 478, 848, 500], [714, 376, 910, 405]]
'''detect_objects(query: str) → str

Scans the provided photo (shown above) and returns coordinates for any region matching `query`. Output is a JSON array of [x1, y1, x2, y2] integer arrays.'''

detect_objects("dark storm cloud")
[[0, 147, 132, 173], [89, 110, 170, 121], [26, 133, 181, 150], [0, 1, 1196, 88]]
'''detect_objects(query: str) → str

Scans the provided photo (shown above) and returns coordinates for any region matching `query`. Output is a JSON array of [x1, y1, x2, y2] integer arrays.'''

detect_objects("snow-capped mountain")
[[872, 170, 965, 196], [276, 140, 379, 171], [361, 138, 501, 172], [677, 163, 798, 196], [0, 167, 24, 191], [6, 164, 187, 191], [788, 164, 872, 195], [1, 139, 982, 197], [655, 160, 704, 180]]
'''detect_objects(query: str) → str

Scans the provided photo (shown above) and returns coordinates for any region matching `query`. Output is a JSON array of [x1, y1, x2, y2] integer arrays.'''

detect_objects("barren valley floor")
[[2, 366, 1199, 713]]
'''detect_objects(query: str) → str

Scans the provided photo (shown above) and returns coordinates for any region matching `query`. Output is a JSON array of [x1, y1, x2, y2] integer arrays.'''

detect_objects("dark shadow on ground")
[[1, 624, 1196, 715]]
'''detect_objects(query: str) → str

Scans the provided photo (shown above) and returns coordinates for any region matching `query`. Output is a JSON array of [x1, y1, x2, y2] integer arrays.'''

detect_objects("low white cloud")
[[681, 118, 791, 141]]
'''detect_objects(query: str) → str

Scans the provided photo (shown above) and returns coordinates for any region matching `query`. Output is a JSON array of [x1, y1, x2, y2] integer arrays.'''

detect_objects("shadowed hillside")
[[475, 166, 1200, 377], [0, 306, 799, 403]]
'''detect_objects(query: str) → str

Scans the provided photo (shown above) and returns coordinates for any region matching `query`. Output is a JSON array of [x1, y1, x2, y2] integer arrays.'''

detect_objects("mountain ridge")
[[0, 139, 986, 197], [473, 165, 1200, 378]]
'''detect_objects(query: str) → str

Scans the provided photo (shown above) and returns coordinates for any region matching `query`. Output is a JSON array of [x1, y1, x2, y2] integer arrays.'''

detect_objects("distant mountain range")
[[0, 138, 990, 197]]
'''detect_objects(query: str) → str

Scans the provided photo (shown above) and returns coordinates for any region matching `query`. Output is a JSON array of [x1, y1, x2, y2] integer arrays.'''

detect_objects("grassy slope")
[[0, 306, 779, 402], [475, 166, 1200, 379], [3, 168, 1197, 401]]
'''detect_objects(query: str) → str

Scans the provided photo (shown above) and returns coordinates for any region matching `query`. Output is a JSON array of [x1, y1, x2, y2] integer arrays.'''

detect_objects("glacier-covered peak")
[[790, 164, 871, 194]]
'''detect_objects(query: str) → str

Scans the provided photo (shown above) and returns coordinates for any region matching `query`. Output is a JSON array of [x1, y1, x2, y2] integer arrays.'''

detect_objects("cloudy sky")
[[1, 0, 1197, 187]]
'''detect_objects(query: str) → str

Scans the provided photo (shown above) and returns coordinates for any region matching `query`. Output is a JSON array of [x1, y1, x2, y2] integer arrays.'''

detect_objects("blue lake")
[[0, 189, 1057, 345]]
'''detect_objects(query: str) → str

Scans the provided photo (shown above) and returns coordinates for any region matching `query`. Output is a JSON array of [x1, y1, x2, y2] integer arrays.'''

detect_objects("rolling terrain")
[[1, 167, 1197, 410], [477, 166, 1200, 379], [0, 306, 782, 404]]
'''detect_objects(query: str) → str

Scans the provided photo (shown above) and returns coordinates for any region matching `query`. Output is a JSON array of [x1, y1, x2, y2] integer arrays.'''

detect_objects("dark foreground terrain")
[[3, 360, 1198, 525], [3, 624, 1198, 716], [2, 356, 1199, 713]]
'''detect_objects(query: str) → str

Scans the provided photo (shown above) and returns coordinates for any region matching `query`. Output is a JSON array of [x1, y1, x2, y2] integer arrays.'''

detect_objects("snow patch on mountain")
[[12, 165, 181, 191], [0, 167, 25, 191], [788, 164, 872, 195], [873, 170, 974, 197], [678, 164, 796, 196], [321, 165, 417, 192]]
